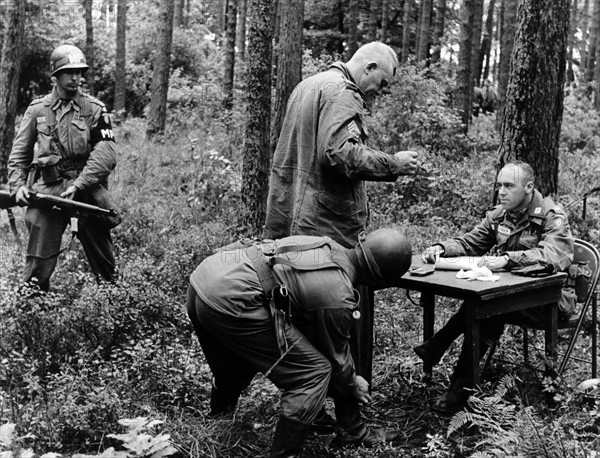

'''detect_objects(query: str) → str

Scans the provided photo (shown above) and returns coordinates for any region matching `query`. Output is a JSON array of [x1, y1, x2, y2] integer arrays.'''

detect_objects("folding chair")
[[522, 238, 600, 377]]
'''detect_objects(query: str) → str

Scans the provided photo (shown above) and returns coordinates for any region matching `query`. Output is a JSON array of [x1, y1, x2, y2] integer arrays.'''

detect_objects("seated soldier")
[[186, 228, 412, 457], [414, 161, 575, 414]]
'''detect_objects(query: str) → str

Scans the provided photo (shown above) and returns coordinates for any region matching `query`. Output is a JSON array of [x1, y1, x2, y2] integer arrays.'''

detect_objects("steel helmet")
[[354, 228, 412, 287], [50, 45, 89, 76]]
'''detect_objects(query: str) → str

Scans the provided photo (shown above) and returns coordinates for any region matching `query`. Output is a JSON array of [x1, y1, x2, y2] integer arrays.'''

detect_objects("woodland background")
[[0, 0, 600, 457]]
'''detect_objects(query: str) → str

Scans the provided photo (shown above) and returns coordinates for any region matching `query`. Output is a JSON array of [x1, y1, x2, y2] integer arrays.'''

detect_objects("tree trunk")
[[271, 0, 303, 158], [184, 0, 191, 27], [381, 0, 391, 43], [498, 0, 570, 196], [346, 0, 359, 60], [581, 0, 591, 72], [470, 0, 485, 87], [431, 0, 447, 64], [174, 0, 184, 27], [567, 0, 578, 83], [240, 0, 274, 236], [237, 0, 248, 60], [495, 0, 518, 131], [401, 0, 412, 62], [456, 0, 475, 130], [0, 0, 25, 184], [368, 0, 382, 42], [479, 0, 495, 85], [145, 0, 175, 140], [417, 0, 433, 63], [114, 0, 127, 117], [587, 0, 600, 82], [84, 0, 95, 95], [222, 0, 238, 110]]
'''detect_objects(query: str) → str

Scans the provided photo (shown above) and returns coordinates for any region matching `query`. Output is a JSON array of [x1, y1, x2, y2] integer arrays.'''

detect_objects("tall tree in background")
[[431, 0, 447, 64], [346, 0, 359, 59], [381, 0, 391, 43], [174, 0, 185, 27], [417, 0, 433, 63], [237, 0, 248, 60], [114, 0, 127, 117], [581, 0, 591, 72], [222, 0, 238, 109], [470, 0, 484, 86], [146, 0, 175, 140], [456, 0, 475, 129], [84, 0, 95, 95], [496, 0, 518, 131], [271, 0, 303, 156], [586, 0, 600, 82], [0, 0, 25, 184], [567, 0, 578, 83], [368, 0, 382, 41], [479, 0, 495, 84], [498, 0, 570, 196], [401, 0, 413, 62], [240, 0, 274, 235]]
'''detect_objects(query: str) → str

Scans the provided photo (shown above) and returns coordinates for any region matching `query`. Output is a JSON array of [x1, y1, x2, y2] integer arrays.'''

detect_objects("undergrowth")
[[0, 70, 599, 457]]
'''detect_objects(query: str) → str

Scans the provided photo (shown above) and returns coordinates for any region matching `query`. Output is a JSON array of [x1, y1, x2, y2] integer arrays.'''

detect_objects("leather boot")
[[208, 384, 239, 419], [310, 406, 336, 434], [331, 424, 400, 448], [270, 416, 311, 458], [414, 308, 464, 367]]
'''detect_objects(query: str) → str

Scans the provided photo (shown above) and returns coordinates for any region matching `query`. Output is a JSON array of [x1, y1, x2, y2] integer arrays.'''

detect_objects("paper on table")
[[456, 267, 500, 282], [434, 256, 484, 271]]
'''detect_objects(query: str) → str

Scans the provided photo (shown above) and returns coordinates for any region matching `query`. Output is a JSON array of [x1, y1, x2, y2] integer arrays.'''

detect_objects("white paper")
[[435, 256, 483, 271]]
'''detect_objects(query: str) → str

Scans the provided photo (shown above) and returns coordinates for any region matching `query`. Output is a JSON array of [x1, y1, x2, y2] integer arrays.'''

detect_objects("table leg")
[[465, 300, 480, 387], [421, 291, 435, 375], [545, 301, 558, 374]]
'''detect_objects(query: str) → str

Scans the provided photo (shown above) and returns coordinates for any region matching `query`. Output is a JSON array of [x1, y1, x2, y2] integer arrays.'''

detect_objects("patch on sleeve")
[[552, 214, 566, 228], [90, 109, 115, 145], [347, 120, 361, 139]]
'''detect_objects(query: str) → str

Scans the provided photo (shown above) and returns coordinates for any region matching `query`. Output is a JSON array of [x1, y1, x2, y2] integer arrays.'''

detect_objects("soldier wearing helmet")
[[8, 44, 120, 291], [186, 229, 411, 457]]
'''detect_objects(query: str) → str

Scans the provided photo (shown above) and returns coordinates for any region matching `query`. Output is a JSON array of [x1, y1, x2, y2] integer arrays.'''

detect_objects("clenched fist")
[[394, 150, 420, 174]]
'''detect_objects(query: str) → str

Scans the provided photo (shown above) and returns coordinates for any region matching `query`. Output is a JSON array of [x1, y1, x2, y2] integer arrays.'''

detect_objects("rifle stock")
[[0, 189, 115, 217]]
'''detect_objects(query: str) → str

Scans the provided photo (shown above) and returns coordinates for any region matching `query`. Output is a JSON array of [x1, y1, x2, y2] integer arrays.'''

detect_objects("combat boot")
[[270, 416, 311, 458], [331, 423, 400, 448]]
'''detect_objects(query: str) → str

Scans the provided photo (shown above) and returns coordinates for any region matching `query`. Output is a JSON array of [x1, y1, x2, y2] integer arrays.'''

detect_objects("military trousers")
[[23, 180, 115, 291], [186, 286, 332, 425]]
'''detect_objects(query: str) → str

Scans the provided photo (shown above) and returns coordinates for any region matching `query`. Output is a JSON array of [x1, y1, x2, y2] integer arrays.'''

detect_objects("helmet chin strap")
[[350, 232, 386, 287]]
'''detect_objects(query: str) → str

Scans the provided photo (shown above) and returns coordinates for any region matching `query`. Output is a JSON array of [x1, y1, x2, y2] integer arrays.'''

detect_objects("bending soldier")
[[8, 44, 120, 291], [186, 228, 412, 457]]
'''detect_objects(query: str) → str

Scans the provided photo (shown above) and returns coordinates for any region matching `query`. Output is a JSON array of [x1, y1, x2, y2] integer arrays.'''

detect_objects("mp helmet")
[[353, 228, 412, 287], [50, 45, 89, 76]]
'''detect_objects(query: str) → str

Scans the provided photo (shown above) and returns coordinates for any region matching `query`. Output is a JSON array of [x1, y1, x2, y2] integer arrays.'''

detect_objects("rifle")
[[0, 188, 116, 218]]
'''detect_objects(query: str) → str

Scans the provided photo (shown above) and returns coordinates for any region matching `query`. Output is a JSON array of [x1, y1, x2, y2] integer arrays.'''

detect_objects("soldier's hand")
[[353, 375, 372, 405], [421, 245, 444, 264], [60, 185, 78, 200], [15, 186, 30, 205], [394, 150, 419, 174], [477, 255, 509, 271]]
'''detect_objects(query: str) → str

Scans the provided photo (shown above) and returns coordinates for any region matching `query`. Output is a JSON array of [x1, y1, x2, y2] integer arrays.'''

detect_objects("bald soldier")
[[263, 43, 420, 426]]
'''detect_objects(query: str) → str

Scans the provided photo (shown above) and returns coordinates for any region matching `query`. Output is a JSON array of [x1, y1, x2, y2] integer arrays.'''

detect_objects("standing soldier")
[[8, 44, 120, 291], [263, 42, 419, 427]]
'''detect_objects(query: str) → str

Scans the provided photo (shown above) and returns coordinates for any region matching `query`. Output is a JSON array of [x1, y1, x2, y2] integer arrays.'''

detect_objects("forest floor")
[[1, 112, 600, 457]]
